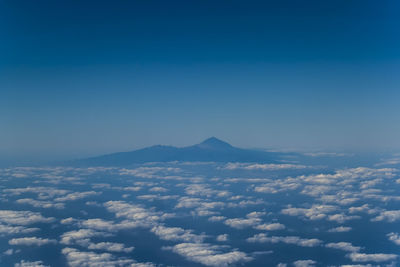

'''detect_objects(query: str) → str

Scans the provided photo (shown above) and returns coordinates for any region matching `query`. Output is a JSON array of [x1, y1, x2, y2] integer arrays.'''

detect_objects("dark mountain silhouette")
[[72, 137, 282, 166]]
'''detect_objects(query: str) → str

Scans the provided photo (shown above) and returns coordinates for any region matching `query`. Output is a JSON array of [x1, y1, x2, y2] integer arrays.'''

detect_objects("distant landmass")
[[72, 137, 282, 166]]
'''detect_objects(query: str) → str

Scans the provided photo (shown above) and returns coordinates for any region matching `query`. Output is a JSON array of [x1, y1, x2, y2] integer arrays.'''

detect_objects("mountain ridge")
[[71, 137, 281, 166]]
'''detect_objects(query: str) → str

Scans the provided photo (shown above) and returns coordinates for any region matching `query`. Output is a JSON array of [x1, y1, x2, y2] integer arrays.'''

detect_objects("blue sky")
[[1, 0, 400, 160]]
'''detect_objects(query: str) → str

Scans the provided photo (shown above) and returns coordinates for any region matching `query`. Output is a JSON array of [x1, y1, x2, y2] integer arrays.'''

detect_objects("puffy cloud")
[[0, 224, 39, 236], [54, 191, 100, 202], [387, 232, 400, 245], [16, 198, 65, 209], [149, 186, 168, 192], [60, 229, 110, 246], [62, 247, 135, 267], [104, 201, 173, 228], [347, 252, 397, 262], [87, 242, 134, 253], [281, 205, 337, 220], [328, 226, 352, 233], [293, 260, 316, 267], [9, 237, 57, 246], [372, 210, 400, 222], [247, 233, 322, 247], [165, 242, 252, 267], [0, 210, 54, 225], [224, 217, 261, 229], [151, 225, 206, 243], [327, 214, 360, 223], [325, 242, 361, 252], [216, 234, 228, 242], [208, 216, 226, 222], [254, 223, 285, 231], [14, 260, 49, 267], [224, 163, 308, 171]]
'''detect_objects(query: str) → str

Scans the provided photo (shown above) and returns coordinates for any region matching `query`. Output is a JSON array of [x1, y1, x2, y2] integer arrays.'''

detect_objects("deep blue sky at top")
[[1, 0, 400, 160]]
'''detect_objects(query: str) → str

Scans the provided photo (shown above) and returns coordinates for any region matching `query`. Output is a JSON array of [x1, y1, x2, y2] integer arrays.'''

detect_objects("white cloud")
[[293, 259, 316, 267], [224, 163, 308, 171], [0, 210, 54, 225], [328, 214, 360, 223], [165, 242, 252, 267], [55, 191, 100, 202], [0, 224, 39, 236], [247, 233, 322, 247], [347, 252, 397, 262], [328, 226, 352, 233], [254, 223, 285, 231], [325, 242, 361, 252], [224, 217, 261, 229], [62, 247, 135, 267], [151, 225, 205, 243], [216, 234, 228, 242], [281, 205, 337, 220], [14, 260, 49, 267], [9, 237, 57, 246], [387, 232, 400, 245], [372, 210, 400, 222], [87, 242, 134, 253], [16, 198, 65, 209]]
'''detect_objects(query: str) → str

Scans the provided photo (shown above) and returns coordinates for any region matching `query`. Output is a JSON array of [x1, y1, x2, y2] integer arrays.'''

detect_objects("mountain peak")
[[198, 137, 233, 149]]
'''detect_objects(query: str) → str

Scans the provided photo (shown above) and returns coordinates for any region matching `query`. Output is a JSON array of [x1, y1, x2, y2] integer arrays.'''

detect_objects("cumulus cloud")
[[254, 223, 285, 231], [216, 234, 228, 242], [347, 252, 397, 262], [372, 210, 400, 222], [247, 233, 322, 247], [223, 163, 308, 171], [9, 237, 57, 246], [328, 226, 352, 233], [62, 247, 135, 267], [293, 259, 316, 267], [54, 191, 100, 202], [87, 242, 134, 253], [0, 210, 54, 225], [224, 217, 261, 229], [151, 225, 206, 243], [16, 198, 65, 209], [281, 205, 337, 220], [325, 242, 361, 252], [164, 242, 252, 267], [14, 260, 49, 267], [387, 232, 400, 245]]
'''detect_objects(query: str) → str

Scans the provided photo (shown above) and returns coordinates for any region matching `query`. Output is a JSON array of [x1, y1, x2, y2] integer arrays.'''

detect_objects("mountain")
[[72, 137, 282, 166]]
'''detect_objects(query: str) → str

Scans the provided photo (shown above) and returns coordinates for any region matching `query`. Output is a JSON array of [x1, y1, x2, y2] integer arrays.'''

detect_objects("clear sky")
[[1, 0, 400, 161]]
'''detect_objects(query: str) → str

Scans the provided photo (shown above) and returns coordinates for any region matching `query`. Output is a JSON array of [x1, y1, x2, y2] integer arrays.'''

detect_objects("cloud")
[[104, 201, 174, 228], [54, 191, 100, 202], [216, 234, 228, 242], [60, 229, 110, 246], [151, 225, 206, 243], [62, 247, 136, 267], [87, 242, 134, 253], [223, 163, 308, 171], [325, 242, 361, 252], [0, 224, 39, 236], [327, 214, 360, 223], [14, 260, 49, 267], [387, 232, 400, 245], [328, 226, 352, 233], [254, 223, 285, 231], [16, 198, 65, 209], [347, 252, 397, 262], [9, 237, 57, 246], [372, 210, 400, 222], [208, 216, 226, 222], [224, 217, 261, 229], [247, 233, 322, 247], [281, 205, 337, 220], [293, 260, 317, 267], [0, 210, 54, 225], [164, 242, 252, 267]]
